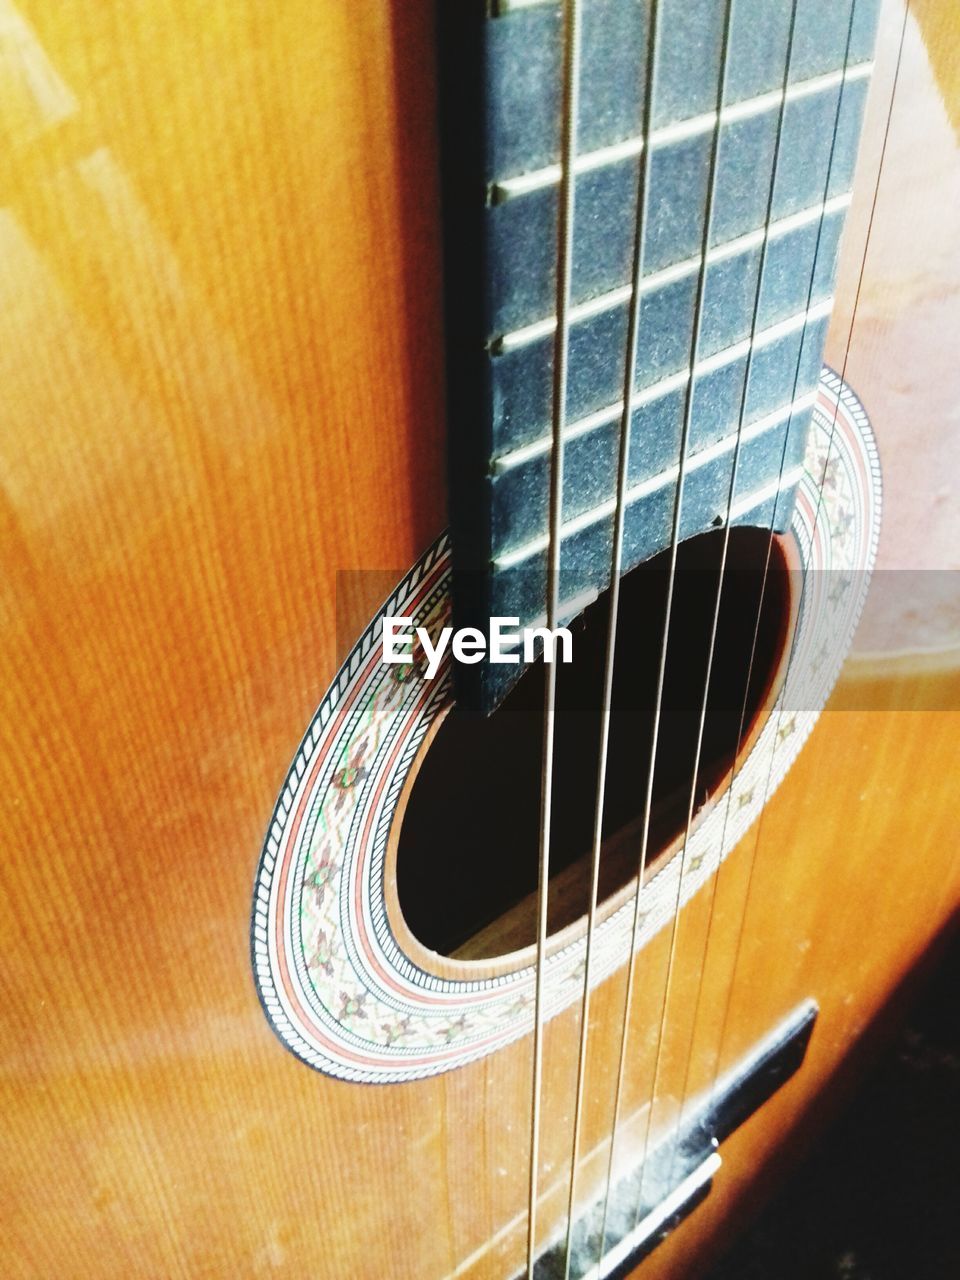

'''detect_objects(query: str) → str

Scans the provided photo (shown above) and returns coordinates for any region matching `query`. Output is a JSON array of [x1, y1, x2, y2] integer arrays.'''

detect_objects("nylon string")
[[592, 0, 738, 1248], [559, 4, 662, 1276], [702, 0, 908, 1124], [627, 0, 738, 1224], [659, 0, 803, 1183], [527, 1, 582, 1276]]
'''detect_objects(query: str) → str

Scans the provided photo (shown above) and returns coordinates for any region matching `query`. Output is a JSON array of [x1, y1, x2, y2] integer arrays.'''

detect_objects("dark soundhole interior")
[[397, 527, 793, 960]]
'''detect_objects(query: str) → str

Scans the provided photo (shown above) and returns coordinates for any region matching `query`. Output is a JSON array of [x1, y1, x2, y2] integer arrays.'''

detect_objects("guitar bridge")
[[519, 999, 818, 1280]]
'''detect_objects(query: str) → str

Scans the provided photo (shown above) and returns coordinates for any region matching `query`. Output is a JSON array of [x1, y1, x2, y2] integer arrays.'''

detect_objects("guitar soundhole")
[[396, 527, 794, 961]]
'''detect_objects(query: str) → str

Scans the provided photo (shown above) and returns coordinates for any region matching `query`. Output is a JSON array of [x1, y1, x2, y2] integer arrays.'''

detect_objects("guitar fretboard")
[[440, 0, 880, 713]]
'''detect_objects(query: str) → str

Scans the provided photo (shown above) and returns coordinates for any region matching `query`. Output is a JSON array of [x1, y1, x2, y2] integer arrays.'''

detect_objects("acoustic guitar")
[[1, 2, 957, 1277]]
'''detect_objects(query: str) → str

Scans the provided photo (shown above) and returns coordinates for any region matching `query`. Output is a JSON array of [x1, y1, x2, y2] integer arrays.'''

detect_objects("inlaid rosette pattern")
[[251, 370, 880, 1083]]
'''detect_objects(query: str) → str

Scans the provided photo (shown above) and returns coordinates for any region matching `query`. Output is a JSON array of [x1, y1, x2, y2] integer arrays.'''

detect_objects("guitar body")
[[1, 2, 957, 1277]]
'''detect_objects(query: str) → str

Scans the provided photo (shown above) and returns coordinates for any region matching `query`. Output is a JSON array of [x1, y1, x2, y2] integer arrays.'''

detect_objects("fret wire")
[[493, 388, 818, 571], [493, 192, 850, 355], [516, 461, 806, 637], [492, 291, 833, 488], [493, 364, 817, 479], [491, 305, 829, 576], [491, 0, 556, 16], [490, 61, 872, 204], [527, 1, 582, 1276], [727, 464, 804, 523]]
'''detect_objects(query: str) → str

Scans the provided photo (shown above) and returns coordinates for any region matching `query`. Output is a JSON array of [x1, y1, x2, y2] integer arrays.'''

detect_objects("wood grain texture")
[[0, 2, 957, 1278]]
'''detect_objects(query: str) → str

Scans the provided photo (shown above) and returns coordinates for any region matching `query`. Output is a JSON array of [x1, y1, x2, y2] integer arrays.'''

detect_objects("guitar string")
[[561, 3, 662, 1276], [527, 1, 901, 1271], [703, 0, 908, 1121], [660, 0, 803, 1180], [627, 0, 738, 1228], [693, 0, 865, 1122], [627, 0, 747, 1218], [527, 1, 582, 1276], [589, 0, 738, 1248], [803, 0, 908, 639]]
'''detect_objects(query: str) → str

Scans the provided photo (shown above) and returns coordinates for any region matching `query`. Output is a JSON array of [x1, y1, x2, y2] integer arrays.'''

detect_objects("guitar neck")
[[441, 0, 881, 713]]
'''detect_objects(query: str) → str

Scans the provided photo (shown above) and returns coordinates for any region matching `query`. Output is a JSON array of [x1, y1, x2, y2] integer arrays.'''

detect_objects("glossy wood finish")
[[1, 2, 957, 1278]]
